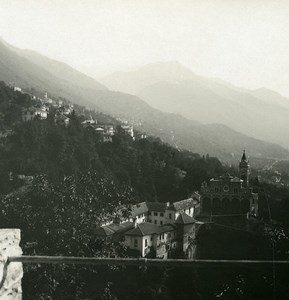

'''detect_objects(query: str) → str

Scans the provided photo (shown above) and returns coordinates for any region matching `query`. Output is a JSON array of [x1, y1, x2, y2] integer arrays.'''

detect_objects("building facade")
[[200, 151, 258, 216]]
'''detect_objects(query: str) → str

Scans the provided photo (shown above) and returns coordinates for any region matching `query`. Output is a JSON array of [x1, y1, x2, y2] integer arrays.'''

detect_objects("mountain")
[[0, 39, 288, 164], [101, 62, 289, 149], [0, 38, 107, 95], [101, 61, 199, 95]]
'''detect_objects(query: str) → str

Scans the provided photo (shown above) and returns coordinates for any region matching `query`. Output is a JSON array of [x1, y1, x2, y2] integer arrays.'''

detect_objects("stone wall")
[[0, 229, 22, 300]]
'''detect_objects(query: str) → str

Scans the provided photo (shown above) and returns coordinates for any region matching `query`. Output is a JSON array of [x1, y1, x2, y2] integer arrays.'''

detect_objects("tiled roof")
[[125, 222, 177, 236], [157, 224, 176, 234], [146, 202, 167, 212], [125, 222, 160, 236], [95, 222, 134, 237], [170, 198, 197, 211], [175, 212, 196, 225]]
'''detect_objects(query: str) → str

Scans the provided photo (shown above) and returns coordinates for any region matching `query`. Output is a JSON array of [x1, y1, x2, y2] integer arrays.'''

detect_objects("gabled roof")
[[175, 212, 196, 225], [125, 222, 177, 237], [125, 222, 159, 236], [157, 224, 176, 234], [146, 202, 167, 212], [95, 222, 134, 237], [169, 198, 197, 211], [131, 202, 167, 217]]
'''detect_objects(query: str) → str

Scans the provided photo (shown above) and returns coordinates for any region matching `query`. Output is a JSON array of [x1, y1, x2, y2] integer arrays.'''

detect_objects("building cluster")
[[96, 193, 201, 259], [18, 88, 141, 142], [21, 92, 73, 126], [96, 151, 260, 259]]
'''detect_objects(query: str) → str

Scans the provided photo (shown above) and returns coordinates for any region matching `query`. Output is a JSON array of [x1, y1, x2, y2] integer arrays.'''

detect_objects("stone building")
[[200, 151, 258, 216]]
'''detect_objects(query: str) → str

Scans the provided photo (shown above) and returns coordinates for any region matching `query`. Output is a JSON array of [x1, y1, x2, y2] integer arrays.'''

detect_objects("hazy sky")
[[1, 0, 289, 96]]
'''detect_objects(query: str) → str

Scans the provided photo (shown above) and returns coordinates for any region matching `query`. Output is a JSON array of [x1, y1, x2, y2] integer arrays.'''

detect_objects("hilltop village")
[[10, 86, 144, 143], [96, 151, 261, 259]]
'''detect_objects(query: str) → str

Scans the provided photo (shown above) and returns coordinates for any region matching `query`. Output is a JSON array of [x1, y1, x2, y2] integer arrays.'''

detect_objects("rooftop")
[[175, 213, 196, 225], [170, 198, 198, 211], [95, 222, 134, 237]]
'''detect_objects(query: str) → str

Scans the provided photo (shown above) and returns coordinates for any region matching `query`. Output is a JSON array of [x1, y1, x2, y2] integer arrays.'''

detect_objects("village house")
[[121, 124, 135, 140], [55, 114, 70, 126], [22, 107, 48, 121], [123, 222, 177, 258]]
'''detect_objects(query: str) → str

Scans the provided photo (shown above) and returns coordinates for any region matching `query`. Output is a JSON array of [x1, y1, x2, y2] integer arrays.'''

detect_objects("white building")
[[22, 107, 48, 122]]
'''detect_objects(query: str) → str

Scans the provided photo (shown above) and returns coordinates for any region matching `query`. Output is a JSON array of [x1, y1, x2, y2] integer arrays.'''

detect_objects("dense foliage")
[[0, 83, 288, 299]]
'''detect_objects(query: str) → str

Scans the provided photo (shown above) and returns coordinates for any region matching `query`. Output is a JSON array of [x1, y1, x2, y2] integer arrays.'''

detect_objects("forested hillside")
[[0, 83, 289, 299], [0, 82, 224, 201]]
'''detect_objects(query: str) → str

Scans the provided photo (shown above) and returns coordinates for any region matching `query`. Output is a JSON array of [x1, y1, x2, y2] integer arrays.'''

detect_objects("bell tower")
[[239, 150, 250, 187]]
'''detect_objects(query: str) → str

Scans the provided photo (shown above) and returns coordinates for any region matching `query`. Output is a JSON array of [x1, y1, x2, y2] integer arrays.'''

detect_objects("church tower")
[[239, 150, 250, 187]]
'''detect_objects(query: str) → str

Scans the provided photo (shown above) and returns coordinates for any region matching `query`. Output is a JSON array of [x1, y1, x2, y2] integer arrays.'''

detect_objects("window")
[[234, 188, 239, 194], [160, 221, 163, 225], [189, 208, 191, 214], [154, 220, 157, 224], [145, 239, 148, 247], [150, 237, 153, 242], [214, 187, 219, 193], [169, 213, 172, 219], [154, 212, 158, 216], [162, 234, 165, 240], [160, 213, 164, 217], [134, 239, 138, 247]]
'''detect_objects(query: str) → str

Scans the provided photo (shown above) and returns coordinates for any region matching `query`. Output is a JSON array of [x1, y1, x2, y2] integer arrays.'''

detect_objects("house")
[[55, 114, 70, 126], [124, 222, 177, 258], [95, 222, 134, 241], [13, 86, 22, 92], [81, 119, 97, 128], [22, 107, 48, 121], [121, 125, 134, 140], [167, 194, 200, 221]]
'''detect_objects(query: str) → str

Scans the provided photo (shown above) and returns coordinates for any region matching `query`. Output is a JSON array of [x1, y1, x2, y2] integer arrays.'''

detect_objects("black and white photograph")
[[0, 1, 289, 299]]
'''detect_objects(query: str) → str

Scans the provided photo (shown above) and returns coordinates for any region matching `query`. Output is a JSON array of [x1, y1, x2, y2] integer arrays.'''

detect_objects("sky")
[[1, 0, 289, 96]]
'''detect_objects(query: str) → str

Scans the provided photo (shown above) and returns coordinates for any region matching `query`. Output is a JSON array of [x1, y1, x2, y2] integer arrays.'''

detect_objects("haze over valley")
[[0, 38, 288, 165]]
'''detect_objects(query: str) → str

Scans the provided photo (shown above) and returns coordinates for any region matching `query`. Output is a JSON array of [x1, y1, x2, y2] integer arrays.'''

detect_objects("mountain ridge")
[[0, 39, 288, 164], [102, 61, 289, 148]]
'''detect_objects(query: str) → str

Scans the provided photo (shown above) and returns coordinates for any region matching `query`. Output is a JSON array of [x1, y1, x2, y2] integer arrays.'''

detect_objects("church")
[[200, 151, 258, 217]]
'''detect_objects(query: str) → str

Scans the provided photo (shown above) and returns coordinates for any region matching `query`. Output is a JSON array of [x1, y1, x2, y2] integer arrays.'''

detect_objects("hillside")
[[102, 62, 289, 148], [0, 39, 288, 163]]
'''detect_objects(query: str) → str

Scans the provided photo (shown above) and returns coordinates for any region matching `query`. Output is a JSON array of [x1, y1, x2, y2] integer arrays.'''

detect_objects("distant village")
[[12, 86, 146, 143]]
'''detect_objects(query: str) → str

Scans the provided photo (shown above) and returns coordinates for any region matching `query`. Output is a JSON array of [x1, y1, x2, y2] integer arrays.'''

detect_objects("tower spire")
[[239, 149, 250, 187], [241, 149, 247, 161]]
